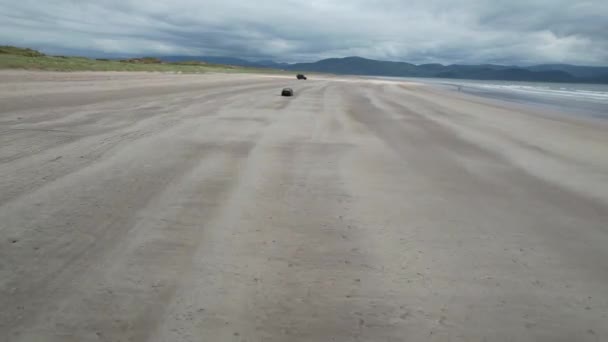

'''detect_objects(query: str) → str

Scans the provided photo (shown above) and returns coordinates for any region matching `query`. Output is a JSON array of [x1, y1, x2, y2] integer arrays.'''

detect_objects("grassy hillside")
[[0, 46, 284, 74]]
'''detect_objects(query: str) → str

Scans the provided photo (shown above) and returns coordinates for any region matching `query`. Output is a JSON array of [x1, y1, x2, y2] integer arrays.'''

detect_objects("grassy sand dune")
[[0, 46, 285, 74]]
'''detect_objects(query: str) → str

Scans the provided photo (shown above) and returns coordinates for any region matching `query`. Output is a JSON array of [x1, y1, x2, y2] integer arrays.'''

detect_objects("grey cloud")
[[0, 0, 606, 65]]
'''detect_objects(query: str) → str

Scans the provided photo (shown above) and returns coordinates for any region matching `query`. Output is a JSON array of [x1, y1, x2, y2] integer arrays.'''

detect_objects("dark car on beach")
[[297, 74, 307, 80]]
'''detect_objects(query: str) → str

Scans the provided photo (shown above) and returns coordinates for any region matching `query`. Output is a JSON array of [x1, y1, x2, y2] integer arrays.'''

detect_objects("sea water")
[[378, 77, 608, 119]]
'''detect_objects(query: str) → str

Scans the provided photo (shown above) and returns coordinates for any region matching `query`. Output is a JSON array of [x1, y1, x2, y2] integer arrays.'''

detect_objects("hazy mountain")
[[285, 57, 608, 83], [158, 56, 286, 69], [155, 55, 608, 83], [524, 64, 608, 79], [254, 60, 290, 68], [287, 56, 418, 76], [159, 56, 254, 66]]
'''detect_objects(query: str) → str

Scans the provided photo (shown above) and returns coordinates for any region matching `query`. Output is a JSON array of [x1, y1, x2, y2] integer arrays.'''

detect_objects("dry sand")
[[1, 70, 607, 342]]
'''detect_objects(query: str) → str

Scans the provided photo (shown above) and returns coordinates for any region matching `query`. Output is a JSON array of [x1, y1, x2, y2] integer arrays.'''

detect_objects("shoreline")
[[366, 75, 608, 119]]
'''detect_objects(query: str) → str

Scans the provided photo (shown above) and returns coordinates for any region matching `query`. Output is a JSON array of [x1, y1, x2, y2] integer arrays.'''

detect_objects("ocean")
[[377, 77, 608, 119]]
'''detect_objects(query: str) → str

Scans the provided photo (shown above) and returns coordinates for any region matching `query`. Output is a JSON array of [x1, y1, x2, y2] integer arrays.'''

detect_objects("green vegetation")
[[120, 57, 163, 64], [0, 45, 46, 57], [0, 46, 285, 74]]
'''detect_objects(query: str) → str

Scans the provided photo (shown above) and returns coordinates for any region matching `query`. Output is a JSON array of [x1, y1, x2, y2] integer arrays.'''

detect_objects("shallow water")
[[376, 77, 608, 119]]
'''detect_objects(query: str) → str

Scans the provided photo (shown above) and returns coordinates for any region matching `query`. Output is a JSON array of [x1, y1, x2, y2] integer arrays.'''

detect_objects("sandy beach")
[[1, 71, 607, 342]]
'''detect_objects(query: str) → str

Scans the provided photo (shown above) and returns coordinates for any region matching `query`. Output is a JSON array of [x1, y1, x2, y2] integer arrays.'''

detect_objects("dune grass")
[[0, 45, 46, 57], [0, 46, 286, 74]]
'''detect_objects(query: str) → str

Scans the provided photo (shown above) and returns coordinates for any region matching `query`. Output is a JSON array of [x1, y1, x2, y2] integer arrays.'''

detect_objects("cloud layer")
[[1, 0, 607, 65]]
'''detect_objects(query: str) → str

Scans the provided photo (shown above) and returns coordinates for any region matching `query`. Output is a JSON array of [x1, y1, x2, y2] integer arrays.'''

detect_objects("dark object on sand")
[[297, 74, 307, 80], [281, 88, 294, 96]]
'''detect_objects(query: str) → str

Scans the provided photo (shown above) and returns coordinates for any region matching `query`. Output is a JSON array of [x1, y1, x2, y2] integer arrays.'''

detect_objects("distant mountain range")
[[286, 57, 608, 83], [160, 56, 289, 69], [159, 55, 608, 84]]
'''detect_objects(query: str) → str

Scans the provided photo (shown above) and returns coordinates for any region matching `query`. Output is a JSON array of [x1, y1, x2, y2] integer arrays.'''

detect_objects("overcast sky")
[[1, 0, 607, 65]]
